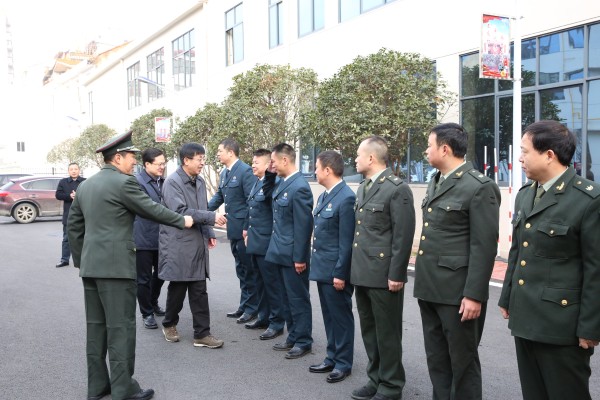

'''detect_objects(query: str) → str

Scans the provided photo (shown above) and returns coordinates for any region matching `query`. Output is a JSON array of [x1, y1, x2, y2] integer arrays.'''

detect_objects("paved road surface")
[[1, 216, 598, 399]]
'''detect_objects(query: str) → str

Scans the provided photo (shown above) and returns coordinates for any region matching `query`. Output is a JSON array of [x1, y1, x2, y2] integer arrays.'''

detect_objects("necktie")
[[435, 176, 445, 194], [533, 185, 545, 206], [364, 179, 372, 197], [224, 169, 230, 181], [156, 178, 162, 193]]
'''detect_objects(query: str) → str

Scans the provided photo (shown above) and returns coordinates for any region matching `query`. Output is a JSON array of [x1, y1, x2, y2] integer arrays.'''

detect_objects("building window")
[[459, 22, 600, 184], [269, 0, 284, 48], [147, 48, 165, 101], [172, 30, 195, 91], [226, 4, 244, 65], [16, 142, 25, 152], [127, 62, 141, 109], [298, 0, 324, 37], [339, 0, 396, 22]]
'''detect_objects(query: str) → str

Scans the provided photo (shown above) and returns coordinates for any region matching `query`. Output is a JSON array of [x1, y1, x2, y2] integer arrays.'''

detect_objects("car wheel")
[[12, 202, 38, 223]]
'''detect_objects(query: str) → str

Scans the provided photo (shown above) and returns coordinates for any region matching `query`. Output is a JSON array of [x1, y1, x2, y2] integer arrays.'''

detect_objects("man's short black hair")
[[179, 143, 205, 164], [272, 143, 296, 163], [523, 120, 576, 166], [362, 135, 389, 164], [142, 148, 165, 165], [430, 123, 468, 159], [317, 151, 344, 177], [220, 138, 240, 157], [253, 148, 272, 158]]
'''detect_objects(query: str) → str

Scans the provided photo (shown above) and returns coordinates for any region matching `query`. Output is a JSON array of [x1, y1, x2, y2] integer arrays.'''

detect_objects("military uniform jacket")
[[309, 181, 356, 283], [414, 162, 501, 305], [245, 171, 277, 256], [350, 168, 416, 288], [499, 167, 600, 345], [159, 167, 216, 282], [208, 160, 256, 240], [265, 172, 314, 267], [67, 165, 184, 280]]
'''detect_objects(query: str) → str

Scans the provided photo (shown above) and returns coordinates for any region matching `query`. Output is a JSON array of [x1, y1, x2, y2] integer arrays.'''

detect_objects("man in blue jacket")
[[266, 143, 314, 359], [208, 139, 258, 323], [309, 151, 355, 383], [133, 148, 167, 330]]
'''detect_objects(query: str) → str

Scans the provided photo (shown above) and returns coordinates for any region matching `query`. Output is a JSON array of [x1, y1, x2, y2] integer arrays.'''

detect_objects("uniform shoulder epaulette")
[[573, 178, 600, 198], [467, 169, 490, 183], [386, 174, 403, 185]]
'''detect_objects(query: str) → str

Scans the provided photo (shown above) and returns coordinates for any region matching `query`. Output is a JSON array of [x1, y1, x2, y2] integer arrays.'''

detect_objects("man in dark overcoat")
[[68, 131, 193, 400], [159, 143, 227, 349], [265, 143, 314, 360], [309, 151, 356, 384], [499, 120, 600, 400], [349, 136, 415, 400], [414, 123, 501, 400], [55, 162, 85, 267], [208, 138, 258, 323]]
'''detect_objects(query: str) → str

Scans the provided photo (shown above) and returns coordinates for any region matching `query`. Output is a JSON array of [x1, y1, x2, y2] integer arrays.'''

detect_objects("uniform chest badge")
[[258, 189, 264, 195], [284, 192, 288, 198], [232, 176, 237, 181], [325, 203, 333, 211]]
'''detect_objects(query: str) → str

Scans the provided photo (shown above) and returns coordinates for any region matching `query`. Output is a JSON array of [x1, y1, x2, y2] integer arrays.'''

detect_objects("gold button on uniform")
[[418, 250, 423, 255], [561, 299, 568, 306], [359, 208, 363, 213], [357, 221, 361, 225], [424, 222, 429, 227], [354, 243, 357, 247], [520, 260, 526, 267], [518, 279, 525, 286], [523, 242, 529, 247], [525, 223, 531, 229], [379, 253, 384, 258], [356, 232, 360, 236], [421, 236, 425, 240], [427, 208, 432, 212], [550, 230, 554, 235]]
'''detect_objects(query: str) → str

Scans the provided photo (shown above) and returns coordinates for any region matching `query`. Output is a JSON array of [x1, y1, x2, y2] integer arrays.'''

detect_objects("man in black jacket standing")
[[55, 162, 85, 268]]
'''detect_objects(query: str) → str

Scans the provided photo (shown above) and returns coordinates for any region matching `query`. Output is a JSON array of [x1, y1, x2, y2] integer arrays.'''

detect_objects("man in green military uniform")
[[350, 136, 415, 400], [414, 123, 501, 399], [68, 131, 193, 400], [499, 120, 600, 400]]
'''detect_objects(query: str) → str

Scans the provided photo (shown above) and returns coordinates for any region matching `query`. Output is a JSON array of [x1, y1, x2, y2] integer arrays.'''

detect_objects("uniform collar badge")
[[556, 182, 565, 191]]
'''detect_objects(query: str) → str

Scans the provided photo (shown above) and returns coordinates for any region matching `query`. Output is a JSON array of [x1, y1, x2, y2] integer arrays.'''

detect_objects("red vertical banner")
[[154, 117, 171, 143], [481, 14, 511, 80]]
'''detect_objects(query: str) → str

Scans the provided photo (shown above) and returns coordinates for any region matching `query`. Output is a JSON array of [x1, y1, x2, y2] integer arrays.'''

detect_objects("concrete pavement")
[[1, 216, 598, 399]]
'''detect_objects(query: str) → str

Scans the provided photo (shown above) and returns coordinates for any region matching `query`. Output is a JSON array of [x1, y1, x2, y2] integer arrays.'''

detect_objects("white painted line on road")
[[407, 265, 504, 288]]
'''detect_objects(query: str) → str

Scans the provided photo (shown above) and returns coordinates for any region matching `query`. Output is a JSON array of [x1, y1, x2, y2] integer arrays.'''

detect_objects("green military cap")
[[95, 130, 141, 157]]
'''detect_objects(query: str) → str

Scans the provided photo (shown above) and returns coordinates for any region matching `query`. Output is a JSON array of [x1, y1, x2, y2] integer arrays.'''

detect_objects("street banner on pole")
[[481, 14, 511, 80], [155, 117, 171, 143]]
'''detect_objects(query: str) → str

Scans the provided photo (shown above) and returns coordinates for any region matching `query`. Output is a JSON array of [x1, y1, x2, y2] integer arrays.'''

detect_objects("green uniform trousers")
[[514, 337, 593, 400], [83, 278, 140, 400], [418, 300, 486, 400], [355, 285, 405, 399]]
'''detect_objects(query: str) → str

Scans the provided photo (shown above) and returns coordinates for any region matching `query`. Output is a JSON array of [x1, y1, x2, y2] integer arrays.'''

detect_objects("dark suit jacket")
[[246, 171, 277, 256], [350, 168, 415, 288], [67, 165, 184, 280], [414, 162, 501, 305], [265, 172, 314, 267], [55, 176, 85, 225], [208, 160, 256, 240], [309, 181, 356, 283], [499, 167, 600, 345], [133, 169, 162, 250]]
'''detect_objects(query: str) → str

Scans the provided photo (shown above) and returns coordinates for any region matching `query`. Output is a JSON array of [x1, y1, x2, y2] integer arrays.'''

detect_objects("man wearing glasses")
[[133, 148, 168, 330]]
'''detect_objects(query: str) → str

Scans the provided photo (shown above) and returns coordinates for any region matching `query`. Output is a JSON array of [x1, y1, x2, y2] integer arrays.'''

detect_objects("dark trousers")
[[514, 336, 593, 400], [83, 278, 140, 400], [230, 238, 258, 315], [317, 282, 354, 372], [355, 285, 405, 399], [61, 224, 70, 263], [135, 250, 164, 317], [278, 263, 312, 348], [163, 280, 210, 340], [252, 254, 286, 330], [418, 300, 486, 400]]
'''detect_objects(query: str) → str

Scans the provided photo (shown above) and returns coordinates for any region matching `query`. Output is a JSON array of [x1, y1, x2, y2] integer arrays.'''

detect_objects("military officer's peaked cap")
[[95, 130, 141, 157]]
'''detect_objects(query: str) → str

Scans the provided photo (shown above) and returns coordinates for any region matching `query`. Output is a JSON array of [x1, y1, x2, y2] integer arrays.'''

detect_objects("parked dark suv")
[[0, 176, 63, 223]]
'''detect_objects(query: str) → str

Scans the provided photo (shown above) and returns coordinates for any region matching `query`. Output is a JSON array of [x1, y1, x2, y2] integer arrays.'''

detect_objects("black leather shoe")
[[371, 394, 396, 400], [236, 313, 256, 324], [327, 369, 351, 383], [351, 385, 378, 400], [227, 310, 243, 318], [143, 315, 158, 329], [153, 305, 166, 316], [55, 261, 69, 268], [309, 362, 334, 373], [260, 328, 283, 340], [245, 320, 269, 330], [272, 341, 294, 351], [88, 391, 110, 400], [124, 388, 155, 400], [285, 346, 311, 359]]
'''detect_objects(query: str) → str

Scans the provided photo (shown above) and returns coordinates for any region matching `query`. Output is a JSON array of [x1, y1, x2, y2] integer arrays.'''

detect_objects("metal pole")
[[511, 0, 522, 211]]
